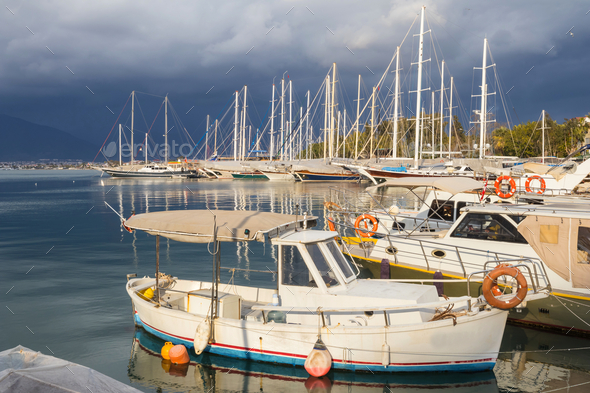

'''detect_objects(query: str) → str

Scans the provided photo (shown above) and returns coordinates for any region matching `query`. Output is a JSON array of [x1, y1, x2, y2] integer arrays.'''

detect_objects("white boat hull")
[[129, 280, 507, 373]]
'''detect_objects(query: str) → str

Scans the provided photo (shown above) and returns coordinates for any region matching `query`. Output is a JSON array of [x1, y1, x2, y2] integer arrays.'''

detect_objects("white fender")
[[193, 318, 211, 355]]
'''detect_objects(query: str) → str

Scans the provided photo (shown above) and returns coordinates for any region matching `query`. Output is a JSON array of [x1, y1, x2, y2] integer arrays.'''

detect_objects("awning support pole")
[[155, 235, 160, 304]]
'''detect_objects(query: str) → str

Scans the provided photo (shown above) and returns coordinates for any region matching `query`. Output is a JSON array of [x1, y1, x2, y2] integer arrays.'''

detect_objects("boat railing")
[[251, 296, 471, 314], [329, 218, 551, 291]]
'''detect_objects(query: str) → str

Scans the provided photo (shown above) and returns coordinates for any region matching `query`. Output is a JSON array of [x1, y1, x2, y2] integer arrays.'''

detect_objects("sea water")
[[1, 170, 589, 392]]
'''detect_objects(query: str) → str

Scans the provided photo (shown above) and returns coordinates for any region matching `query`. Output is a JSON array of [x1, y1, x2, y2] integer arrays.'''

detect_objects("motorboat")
[[336, 202, 590, 335], [116, 208, 547, 373]]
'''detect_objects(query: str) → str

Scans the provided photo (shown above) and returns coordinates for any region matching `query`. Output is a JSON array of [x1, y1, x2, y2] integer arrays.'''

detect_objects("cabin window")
[[577, 227, 590, 264], [540, 225, 559, 244], [450, 213, 527, 243], [428, 200, 454, 222], [305, 243, 340, 287], [325, 240, 355, 280], [281, 245, 313, 286], [509, 215, 526, 224]]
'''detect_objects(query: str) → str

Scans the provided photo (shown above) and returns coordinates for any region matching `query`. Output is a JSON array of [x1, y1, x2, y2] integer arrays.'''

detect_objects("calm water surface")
[[1, 170, 589, 392]]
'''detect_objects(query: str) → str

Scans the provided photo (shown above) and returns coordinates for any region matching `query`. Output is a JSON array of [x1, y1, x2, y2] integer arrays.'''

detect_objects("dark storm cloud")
[[0, 0, 588, 148]]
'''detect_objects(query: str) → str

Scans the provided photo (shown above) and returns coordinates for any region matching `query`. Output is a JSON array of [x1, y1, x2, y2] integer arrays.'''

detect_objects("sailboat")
[[101, 92, 197, 178]]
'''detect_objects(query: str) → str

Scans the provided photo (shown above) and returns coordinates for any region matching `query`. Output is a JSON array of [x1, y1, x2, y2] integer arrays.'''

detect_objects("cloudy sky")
[[1, 0, 589, 153]]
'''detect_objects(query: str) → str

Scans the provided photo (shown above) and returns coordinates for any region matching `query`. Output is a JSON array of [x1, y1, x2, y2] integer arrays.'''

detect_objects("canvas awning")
[[518, 215, 590, 288], [365, 177, 484, 195], [124, 210, 317, 243]]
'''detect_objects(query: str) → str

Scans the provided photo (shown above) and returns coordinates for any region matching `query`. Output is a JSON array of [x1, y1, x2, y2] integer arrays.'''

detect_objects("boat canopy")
[[518, 214, 590, 288], [125, 210, 317, 243], [365, 177, 484, 195]]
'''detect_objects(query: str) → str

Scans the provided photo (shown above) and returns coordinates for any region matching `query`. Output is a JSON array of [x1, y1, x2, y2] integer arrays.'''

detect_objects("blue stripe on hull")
[[299, 174, 359, 181], [135, 316, 495, 373]]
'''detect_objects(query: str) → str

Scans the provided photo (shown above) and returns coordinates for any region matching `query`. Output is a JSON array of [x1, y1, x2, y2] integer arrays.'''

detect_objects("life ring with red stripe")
[[354, 214, 378, 238], [482, 264, 528, 309], [525, 175, 546, 194], [494, 175, 517, 199]]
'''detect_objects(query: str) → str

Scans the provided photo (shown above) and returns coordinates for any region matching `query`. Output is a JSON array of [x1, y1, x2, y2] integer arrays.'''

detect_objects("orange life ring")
[[525, 175, 546, 194], [327, 217, 336, 232], [494, 175, 517, 199], [482, 264, 528, 309], [354, 214, 378, 238]]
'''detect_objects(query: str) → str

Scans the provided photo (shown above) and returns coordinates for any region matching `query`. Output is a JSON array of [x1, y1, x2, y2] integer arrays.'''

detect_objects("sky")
[[1, 0, 589, 157]]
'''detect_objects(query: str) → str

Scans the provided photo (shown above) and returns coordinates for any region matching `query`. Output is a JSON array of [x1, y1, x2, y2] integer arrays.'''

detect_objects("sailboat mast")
[[242, 85, 248, 160], [299, 107, 303, 159], [439, 61, 444, 158], [324, 76, 330, 160], [281, 79, 285, 161], [479, 38, 488, 159], [119, 124, 122, 165], [270, 84, 275, 160], [234, 91, 239, 161], [289, 80, 293, 161], [306, 90, 310, 161], [414, 6, 426, 167], [330, 63, 336, 160], [131, 91, 135, 164], [205, 114, 210, 160], [145, 133, 148, 164], [371, 87, 376, 159], [393, 46, 400, 159], [343, 108, 347, 157], [431, 91, 435, 157], [214, 119, 218, 157], [542, 109, 546, 164], [164, 95, 168, 165], [336, 111, 341, 158], [355, 74, 360, 159], [448, 77, 454, 158]]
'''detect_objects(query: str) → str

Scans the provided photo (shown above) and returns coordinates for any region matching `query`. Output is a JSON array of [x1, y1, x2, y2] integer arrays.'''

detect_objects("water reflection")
[[129, 328, 498, 392], [495, 324, 590, 392]]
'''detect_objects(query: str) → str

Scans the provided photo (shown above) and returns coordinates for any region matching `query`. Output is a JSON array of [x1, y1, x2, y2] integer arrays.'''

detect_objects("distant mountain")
[[0, 114, 99, 161]]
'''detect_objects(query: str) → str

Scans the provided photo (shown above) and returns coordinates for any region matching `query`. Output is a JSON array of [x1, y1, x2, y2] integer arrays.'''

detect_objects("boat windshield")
[[305, 243, 340, 287], [450, 213, 527, 243], [281, 245, 340, 288], [324, 240, 355, 280]]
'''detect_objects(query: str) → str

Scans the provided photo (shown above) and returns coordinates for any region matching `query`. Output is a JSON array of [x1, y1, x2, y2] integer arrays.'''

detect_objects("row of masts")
[[118, 7, 528, 166], [199, 6, 463, 165], [118, 91, 171, 166]]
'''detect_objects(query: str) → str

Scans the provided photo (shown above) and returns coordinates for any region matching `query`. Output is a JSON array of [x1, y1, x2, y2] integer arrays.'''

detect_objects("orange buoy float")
[[354, 214, 378, 238], [525, 175, 546, 194], [168, 344, 190, 364], [482, 264, 528, 309], [304, 338, 332, 377], [161, 342, 174, 360], [494, 175, 517, 199]]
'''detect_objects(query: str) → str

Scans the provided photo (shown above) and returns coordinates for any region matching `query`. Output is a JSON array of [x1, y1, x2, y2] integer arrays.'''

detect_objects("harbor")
[[2, 1, 590, 392], [1, 170, 590, 391]]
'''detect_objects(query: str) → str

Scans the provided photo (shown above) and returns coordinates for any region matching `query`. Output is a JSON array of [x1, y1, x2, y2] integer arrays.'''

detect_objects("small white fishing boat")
[[116, 208, 547, 374]]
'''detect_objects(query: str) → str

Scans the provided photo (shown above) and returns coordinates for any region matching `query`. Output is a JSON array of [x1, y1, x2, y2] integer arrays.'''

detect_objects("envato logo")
[[103, 141, 193, 159]]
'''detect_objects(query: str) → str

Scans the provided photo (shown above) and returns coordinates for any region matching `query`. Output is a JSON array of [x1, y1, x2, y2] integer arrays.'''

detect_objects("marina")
[[1, 170, 590, 391], [2, 1, 590, 392]]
